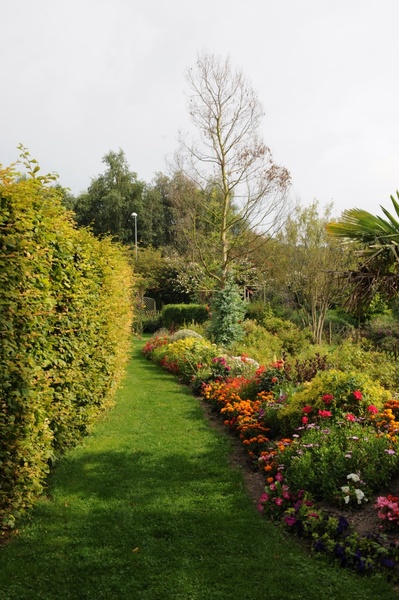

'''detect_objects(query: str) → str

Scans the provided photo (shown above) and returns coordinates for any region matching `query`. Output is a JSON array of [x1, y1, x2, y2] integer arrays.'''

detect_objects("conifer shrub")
[[207, 277, 246, 347]]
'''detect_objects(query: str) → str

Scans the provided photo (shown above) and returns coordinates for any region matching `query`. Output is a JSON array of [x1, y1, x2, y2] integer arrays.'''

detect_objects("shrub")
[[142, 315, 163, 333], [0, 157, 134, 532], [278, 423, 399, 501], [363, 315, 399, 359], [170, 328, 203, 342], [161, 304, 209, 329], [244, 300, 273, 323], [230, 320, 283, 365], [263, 317, 311, 356], [207, 277, 246, 347], [328, 339, 399, 391], [152, 336, 216, 384], [278, 369, 391, 432]]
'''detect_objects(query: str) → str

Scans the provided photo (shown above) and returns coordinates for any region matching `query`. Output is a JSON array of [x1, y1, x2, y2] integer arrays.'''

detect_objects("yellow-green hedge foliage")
[[0, 160, 134, 532]]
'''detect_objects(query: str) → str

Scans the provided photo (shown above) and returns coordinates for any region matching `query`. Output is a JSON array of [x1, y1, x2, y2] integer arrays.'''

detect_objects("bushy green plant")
[[207, 277, 246, 347], [328, 339, 399, 391], [142, 315, 162, 333], [170, 328, 203, 342], [244, 300, 273, 323], [161, 304, 208, 329], [263, 316, 311, 356], [279, 369, 391, 432], [0, 156, 134, 532], [152, 336, 216, 384], [278, 423, 399, 501], [363, 314, 399, 358], [230, 320, 283, 364]]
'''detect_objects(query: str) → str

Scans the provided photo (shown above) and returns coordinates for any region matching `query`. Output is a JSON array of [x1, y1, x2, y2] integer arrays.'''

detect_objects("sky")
[[2, 0, 399, 218]]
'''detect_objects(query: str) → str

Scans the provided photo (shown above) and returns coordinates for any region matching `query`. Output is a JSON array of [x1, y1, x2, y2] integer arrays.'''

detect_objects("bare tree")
[[175, 53, 291, 285]]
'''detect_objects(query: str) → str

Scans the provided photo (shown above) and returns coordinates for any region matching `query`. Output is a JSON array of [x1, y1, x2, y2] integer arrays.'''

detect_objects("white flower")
[[347, 473, 360, 482], [341, 486, 350, 494], [355, 489, 365, 504], [344, 496, 350, 504]]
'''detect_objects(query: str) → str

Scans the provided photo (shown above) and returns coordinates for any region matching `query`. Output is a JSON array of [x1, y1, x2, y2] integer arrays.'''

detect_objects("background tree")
[[176, 53, 291, 285], [272, 201, 353, 344], [73, 150, 145, 244], [143, 173, 176, 248]]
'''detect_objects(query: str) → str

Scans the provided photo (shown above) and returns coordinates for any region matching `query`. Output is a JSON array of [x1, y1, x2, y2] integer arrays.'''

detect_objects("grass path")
[[0, 338, 397, 600]]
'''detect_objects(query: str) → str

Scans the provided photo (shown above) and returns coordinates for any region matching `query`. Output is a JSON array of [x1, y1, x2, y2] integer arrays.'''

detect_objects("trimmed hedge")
[[0, 160, 134, 532], [161, 304, 208, 329]]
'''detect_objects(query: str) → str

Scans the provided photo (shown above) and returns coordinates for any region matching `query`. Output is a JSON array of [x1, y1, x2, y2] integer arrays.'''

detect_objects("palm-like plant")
[[326, 192, 399, 312]]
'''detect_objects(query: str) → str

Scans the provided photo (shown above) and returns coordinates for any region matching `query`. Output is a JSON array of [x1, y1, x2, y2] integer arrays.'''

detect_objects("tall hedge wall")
[[0, 162, 134, 532]]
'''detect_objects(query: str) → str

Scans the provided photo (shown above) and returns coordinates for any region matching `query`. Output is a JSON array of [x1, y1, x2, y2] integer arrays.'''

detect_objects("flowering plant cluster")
[[339, 473, 369, 507], [376, 399, 399, 442], [142, 333, 170, 358], [254, 360, 287, 393], [257, 472, 306, 519], [375, 495, 399, 530], [202, 377, 272, 462], [144, 329, 399, 581]]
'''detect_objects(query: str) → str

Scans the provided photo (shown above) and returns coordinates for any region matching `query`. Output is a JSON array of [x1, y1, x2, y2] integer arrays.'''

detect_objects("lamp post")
[[131, 212, 138, 260]]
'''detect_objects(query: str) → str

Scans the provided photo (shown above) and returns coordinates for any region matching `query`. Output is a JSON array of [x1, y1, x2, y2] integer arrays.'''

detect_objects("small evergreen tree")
[[208, 276, 246, 347]]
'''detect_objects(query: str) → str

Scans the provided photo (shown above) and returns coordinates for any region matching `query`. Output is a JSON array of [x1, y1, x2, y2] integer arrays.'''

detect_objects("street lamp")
[[131, 212, 138, 260]]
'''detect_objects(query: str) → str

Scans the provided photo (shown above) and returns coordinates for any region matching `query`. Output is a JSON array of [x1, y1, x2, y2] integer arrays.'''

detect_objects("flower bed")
[[143, 331, 399, 581]]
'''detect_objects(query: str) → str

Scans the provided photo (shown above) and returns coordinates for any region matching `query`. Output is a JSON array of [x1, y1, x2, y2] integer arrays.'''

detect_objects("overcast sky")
[[2, 0, 399, 217]]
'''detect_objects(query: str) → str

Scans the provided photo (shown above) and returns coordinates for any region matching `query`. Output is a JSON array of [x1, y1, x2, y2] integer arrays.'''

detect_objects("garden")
[[142, 309, 399, 583]]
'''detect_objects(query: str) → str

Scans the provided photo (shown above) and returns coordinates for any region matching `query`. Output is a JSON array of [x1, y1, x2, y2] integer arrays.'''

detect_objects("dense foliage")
[[208, 277, 246, 347], [161, 303, 209, 329], [0, 159, 134, 532]]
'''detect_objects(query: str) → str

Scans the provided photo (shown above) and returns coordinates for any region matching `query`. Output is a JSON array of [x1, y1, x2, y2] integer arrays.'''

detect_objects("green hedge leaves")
[[161, 304, 208, 328], [0, 161, 134, 532]]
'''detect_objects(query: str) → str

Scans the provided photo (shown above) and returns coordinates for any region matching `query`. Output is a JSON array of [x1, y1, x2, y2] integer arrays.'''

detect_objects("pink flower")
[[367, 405, 378, 414], [274, 497, 284, 506], [302, 416, 308, 424], [275, 472, 284, 482], [322, 394, 334, 405], [284, 515, 297, 526], [345, 413, 356, 422], [302, 405, 312, 414], [318, 409, 332, 418], [353, 390, 363, 400]]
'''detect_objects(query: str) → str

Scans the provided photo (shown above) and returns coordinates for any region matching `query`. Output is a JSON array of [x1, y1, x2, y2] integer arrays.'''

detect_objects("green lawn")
[[0, 338, 397, 599]]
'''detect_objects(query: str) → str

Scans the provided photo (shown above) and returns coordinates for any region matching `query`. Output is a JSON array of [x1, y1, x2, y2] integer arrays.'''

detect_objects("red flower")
[[367, 405, 378, 414], [353, 390, 363, 400], [302, 416, 309, 424], [318, 409, 332, 418], [322, 394, 334, 404], [302, 405, 312, 414], [345, 413, 356, 422]]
